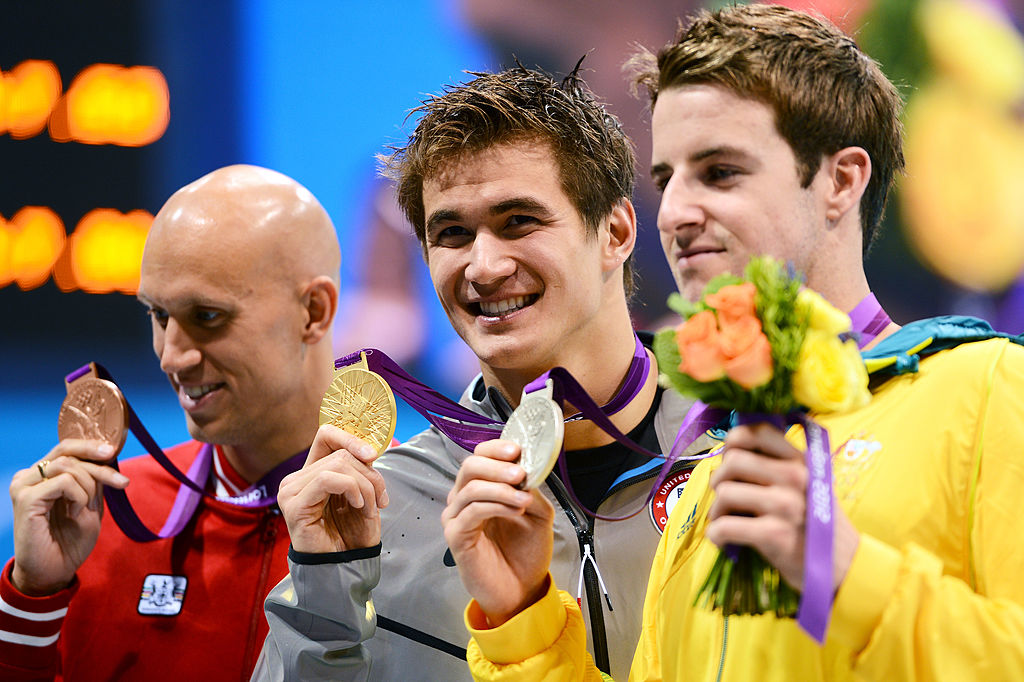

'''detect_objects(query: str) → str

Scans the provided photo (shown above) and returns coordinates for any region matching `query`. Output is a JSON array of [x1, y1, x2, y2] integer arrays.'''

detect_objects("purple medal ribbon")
[[847, 292, 891, 348], [338, 338, 721, 522], [334, 335, 652, 452], [524, 367, 724, 521], [787, 292, 890, 642], [798, 415, 834, 642], [65, 363, 307, 543]]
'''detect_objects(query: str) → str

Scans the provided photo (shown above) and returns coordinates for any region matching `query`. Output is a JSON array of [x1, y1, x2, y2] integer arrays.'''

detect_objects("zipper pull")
[[576, 543, 614, 612]]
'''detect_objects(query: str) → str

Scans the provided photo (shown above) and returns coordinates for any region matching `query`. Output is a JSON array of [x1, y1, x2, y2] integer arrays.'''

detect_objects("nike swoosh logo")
[[443, 548, 456, 567]]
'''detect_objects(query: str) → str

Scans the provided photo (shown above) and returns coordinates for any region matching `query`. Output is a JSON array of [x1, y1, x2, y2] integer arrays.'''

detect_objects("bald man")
[[0, 165, 375, 681]]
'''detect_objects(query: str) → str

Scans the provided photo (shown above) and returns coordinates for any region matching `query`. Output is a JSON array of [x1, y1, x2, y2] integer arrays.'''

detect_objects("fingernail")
[[515, 491, 532, 505], [98, 444, 115, 455], [381, 490, 390, 507], [505, 465, 523, 482], [113, 473, 130, 486]]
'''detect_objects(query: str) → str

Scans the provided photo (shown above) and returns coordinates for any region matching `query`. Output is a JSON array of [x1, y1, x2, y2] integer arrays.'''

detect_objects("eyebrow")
[[136, 293, 229, 310], [650, 145, 756, 178], [425, 197, 552, 231]]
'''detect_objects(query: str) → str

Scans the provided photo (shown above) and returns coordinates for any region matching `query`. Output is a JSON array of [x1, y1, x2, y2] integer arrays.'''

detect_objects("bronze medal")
[[319, 352, 398, 455], [57, 364, 129, 454]]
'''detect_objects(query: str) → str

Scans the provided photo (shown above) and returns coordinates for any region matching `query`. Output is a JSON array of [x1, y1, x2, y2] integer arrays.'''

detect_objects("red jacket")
[[0, 441, 291, 681]]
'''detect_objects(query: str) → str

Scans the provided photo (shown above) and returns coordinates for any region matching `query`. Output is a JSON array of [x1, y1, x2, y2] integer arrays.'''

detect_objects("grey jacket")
[[253, 374, 713, 681]]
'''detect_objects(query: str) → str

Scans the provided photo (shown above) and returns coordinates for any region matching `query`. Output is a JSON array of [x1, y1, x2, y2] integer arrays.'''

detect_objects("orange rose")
[[705, 282, 757, 325], [717, 315, 762, 359], [724, 330, 773, 389], [676, 310, 726, 382]]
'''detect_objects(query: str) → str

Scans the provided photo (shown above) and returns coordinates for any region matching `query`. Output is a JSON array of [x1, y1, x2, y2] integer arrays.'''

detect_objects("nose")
[[464, 230, 515, 287], [156, 318, 202, 376], [657, 174, 705, 237]]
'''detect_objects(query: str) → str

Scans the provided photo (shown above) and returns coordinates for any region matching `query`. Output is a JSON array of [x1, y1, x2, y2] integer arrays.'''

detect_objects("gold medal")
[[319, 352, 398, 455], [57, 364, 129, 454]]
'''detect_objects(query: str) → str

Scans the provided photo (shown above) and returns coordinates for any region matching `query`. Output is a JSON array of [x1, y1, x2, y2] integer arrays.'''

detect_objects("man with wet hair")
[[452, 6, 1024, 680], [255, 65, 712, 681], [0, 165, 382, 680]]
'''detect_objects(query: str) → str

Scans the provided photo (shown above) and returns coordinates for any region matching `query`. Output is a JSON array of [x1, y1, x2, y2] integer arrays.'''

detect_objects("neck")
[[219, 358, 330, 483], [808, 265, 871, 315], [839, 280, 901, 349], [218, 425, 314, 484], [481, 314, 658, 451]]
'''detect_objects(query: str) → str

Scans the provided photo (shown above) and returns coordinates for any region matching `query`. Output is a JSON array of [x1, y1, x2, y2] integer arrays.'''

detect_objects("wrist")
[[484, 574, 551, 627], [10, 562, 71, 597]]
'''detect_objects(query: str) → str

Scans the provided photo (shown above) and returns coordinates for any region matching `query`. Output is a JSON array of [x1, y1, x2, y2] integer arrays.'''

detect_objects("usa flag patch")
[[650, 470, 691, 534]]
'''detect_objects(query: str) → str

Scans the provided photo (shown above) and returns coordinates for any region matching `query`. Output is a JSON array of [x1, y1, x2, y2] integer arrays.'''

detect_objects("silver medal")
[[501, 379, 564, 490]]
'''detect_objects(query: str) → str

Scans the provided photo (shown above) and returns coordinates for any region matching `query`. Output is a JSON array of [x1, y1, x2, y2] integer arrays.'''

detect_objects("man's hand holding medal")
[[277, 353, 396, 554], [440, 381, 563, 625], [9, 366, 131, 596]]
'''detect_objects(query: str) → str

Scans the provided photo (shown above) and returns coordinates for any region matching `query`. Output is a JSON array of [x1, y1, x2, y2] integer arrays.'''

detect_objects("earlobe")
[[603, 198, 637, 271], [301, 276, 339, 344], [824, 147, 871, 223]]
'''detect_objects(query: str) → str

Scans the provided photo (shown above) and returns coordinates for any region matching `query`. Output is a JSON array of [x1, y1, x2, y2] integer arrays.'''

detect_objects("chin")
[[673, 278, 707, 303], [183, 415, 224, 445], [475, 340, 541, 372]]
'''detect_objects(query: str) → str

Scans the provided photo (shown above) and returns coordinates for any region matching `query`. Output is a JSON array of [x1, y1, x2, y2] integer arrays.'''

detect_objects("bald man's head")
[[138, 165, 340, 459], [147, 164, 340, 288]]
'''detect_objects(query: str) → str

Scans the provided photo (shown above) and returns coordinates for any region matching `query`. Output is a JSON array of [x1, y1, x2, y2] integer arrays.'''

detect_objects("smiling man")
[[0, 165, 370, 680], [254, 66, 714, 681]]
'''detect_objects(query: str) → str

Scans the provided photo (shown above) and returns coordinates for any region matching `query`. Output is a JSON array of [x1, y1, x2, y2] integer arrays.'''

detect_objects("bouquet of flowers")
[[652, 256, 870, 620]]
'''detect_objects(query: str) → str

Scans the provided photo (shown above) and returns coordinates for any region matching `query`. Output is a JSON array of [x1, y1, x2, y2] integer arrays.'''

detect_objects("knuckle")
[[783, 462, 808, 489]]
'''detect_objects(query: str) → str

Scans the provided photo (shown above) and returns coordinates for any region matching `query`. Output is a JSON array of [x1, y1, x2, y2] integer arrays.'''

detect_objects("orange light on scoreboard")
[[0, 207, 65, 290], [0, 60, 62, 139], [2, 208, 152, 294], [50, 65, 170, 146], [1, 61, 169, 146], [60, 209, 151, 293]]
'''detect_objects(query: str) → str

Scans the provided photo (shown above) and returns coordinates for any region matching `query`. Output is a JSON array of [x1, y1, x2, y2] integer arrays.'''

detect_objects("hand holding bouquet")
[[653, 256, 870, 640]]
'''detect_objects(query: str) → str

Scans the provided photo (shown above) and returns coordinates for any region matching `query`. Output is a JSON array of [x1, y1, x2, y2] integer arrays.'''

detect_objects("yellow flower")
[[797, 288, 851, 336], [792, 330, 870, 413]]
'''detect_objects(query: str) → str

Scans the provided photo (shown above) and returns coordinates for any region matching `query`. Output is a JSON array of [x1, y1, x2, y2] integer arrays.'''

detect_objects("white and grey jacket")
[[253, 371, 713, 682]]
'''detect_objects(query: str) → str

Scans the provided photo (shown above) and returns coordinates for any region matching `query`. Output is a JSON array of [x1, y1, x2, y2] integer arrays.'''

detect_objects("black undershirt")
[[551, 386, 664, 513]]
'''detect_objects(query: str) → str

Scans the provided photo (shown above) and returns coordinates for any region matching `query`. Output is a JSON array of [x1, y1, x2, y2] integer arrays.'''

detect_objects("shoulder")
[[917, 337, 1023, 382]]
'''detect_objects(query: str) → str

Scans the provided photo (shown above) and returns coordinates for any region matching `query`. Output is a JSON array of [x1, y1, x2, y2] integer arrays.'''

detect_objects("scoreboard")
[[1, 60, 168, 294]]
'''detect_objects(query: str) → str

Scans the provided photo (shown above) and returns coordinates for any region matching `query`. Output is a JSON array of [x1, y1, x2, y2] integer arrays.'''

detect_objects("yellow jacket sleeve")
[[466, 576, 609, 681], [831, 340, 1024, 679]]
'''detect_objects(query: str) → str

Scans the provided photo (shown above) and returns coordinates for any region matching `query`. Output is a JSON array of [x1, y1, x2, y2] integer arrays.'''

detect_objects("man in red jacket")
[[1, 164, 378, 681]]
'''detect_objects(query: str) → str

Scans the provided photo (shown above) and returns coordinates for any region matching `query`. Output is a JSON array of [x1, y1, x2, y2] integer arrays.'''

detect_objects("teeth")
[[183, 385, 218, 400], [479, 295, 531, 316]]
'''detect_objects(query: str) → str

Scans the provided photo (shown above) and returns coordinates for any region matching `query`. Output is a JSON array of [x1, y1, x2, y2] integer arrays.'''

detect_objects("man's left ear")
[[824, 147, 871, 223], [602, 198, 637, 272], [301, 276, 339, 344]]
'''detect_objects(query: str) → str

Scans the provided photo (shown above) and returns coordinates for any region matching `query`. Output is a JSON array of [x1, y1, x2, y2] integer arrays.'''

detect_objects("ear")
[[601, 198, 637, 273], [300, 275, 339, 345], [823, 147, 871, 224]]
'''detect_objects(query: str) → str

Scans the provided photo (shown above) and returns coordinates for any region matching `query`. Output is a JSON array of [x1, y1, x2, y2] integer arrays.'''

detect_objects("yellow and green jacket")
[[466, 317, 1024, 681]]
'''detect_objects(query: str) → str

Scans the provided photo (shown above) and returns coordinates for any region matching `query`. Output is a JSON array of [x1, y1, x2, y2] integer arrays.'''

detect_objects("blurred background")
[[3, 0, 1024, 557]]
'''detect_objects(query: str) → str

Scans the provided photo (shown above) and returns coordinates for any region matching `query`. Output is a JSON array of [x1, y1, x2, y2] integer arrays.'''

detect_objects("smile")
[[181, 383, 222, 400], [474, 294, 538, 317]]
